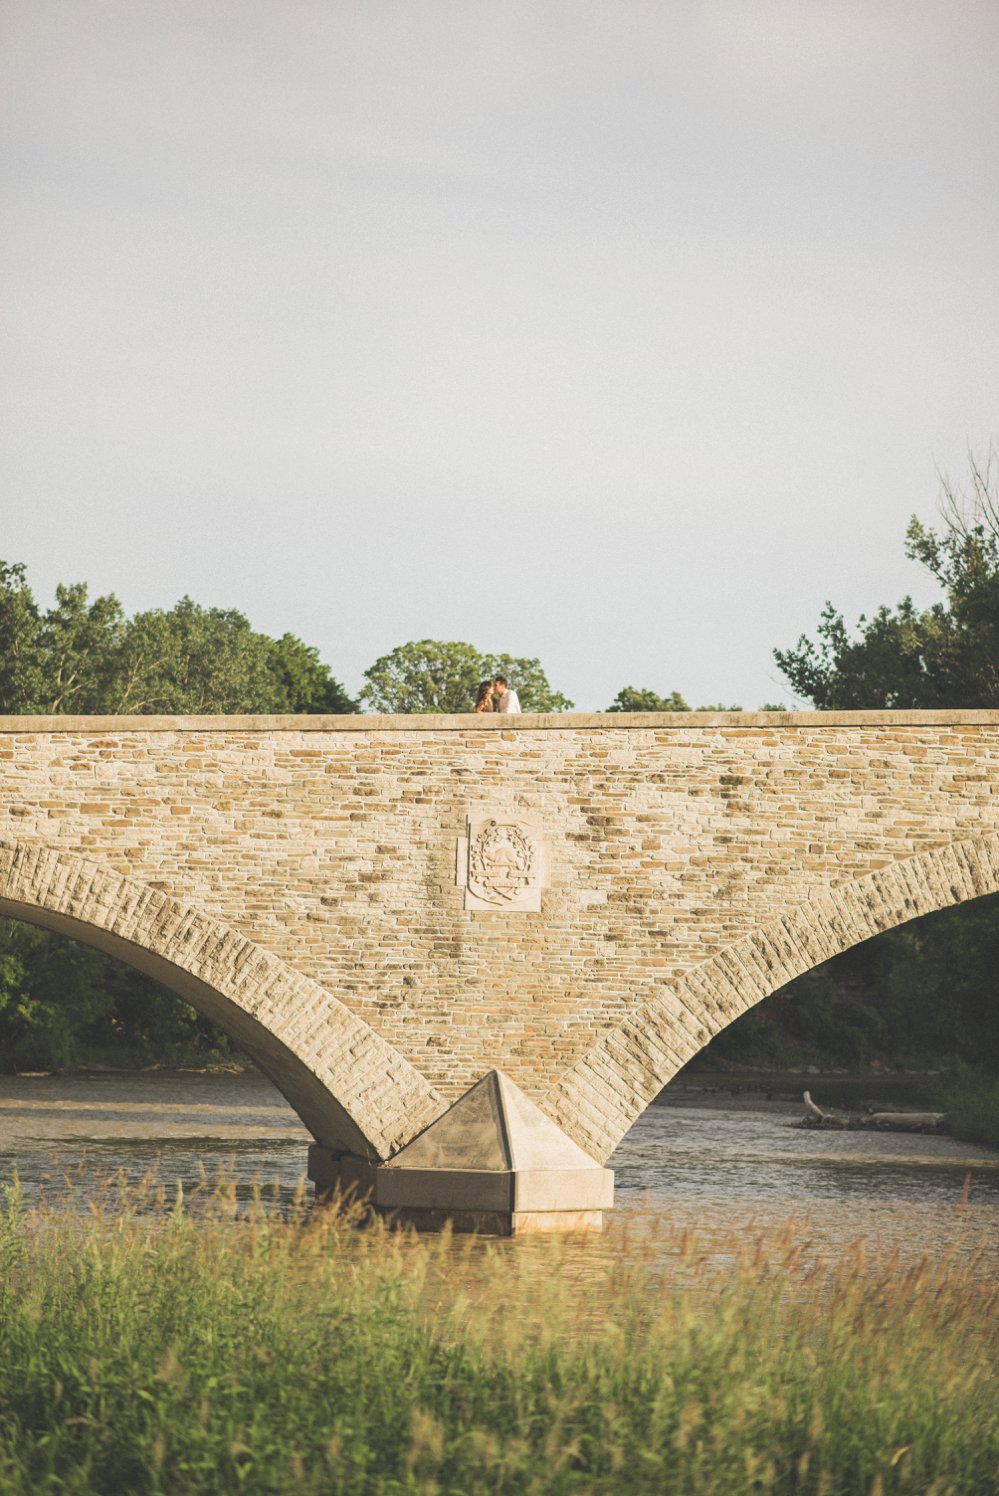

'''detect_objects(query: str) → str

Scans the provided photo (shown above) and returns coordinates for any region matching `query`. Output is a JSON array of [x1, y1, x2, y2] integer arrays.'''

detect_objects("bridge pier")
[[308, 1070, 614, 1235]]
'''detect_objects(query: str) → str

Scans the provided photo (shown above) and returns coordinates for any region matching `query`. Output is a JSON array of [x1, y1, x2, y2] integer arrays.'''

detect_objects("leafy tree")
[[115, 600, 285, 714], [0, 565, 128, 714], [0, 919, 109, 1070], [36, 582, 128, 713], [0, 562, 44, 711], [774, 596, 961, 710], [0, 916, 238, 1072], [360, 640, 573, 713], [361, 640, 483, 714], [607, 687, 691, 712], [775, 450, 999, 709], [606, 688, 746, 712], [0, 564, 357, 715], [268, 633, 356, 714]]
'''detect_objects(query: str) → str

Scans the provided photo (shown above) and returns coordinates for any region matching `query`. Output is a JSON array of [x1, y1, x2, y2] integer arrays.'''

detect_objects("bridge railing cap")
[[2, 710, 999, 732]]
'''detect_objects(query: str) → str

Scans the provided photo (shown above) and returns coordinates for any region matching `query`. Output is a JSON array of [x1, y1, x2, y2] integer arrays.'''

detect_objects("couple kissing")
[[474, 675, 521, 714]]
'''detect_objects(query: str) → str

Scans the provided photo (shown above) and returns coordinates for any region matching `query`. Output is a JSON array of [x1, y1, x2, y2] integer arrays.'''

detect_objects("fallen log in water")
[[799, 1091, 948, 1133], [864, 1110, 948, 1131]]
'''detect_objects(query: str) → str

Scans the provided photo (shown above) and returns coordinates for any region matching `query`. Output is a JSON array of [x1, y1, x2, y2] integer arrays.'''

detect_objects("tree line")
[[2, 450, 999, 1076], [0, 561, 356, 716], [0, 560, 781, 719]]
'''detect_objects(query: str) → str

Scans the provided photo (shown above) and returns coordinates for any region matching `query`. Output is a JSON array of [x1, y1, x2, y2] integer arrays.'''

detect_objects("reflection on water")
[[2, 1070, 997, 1269], [610, 1091, 999, 1274], [0, 1072, 308, 1203], [614, 1101, 999, 1206]]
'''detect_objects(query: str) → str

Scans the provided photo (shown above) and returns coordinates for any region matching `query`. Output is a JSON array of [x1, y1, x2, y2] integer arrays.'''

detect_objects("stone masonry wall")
[[1, 712, 998, 1160]]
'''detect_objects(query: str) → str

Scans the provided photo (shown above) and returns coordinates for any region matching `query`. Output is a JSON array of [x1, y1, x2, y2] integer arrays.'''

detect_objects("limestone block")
[[371, 1070, 613, 1231]]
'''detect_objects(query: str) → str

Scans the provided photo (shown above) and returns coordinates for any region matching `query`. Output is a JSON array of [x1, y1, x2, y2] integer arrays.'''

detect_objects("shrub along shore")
[[0, 1175, 996, 1495], [935, 1069, 999, 1150]]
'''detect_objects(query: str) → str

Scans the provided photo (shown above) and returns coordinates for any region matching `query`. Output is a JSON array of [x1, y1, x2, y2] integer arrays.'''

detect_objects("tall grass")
[[0, 1171, 996, 1495]]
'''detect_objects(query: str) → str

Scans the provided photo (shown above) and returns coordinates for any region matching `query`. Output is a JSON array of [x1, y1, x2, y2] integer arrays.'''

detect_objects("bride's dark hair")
[[475, 680, 493, 709]]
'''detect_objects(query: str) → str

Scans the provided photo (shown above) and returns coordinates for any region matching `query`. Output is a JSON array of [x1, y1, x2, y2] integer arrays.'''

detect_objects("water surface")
[[2, 1070, 996, 1268]]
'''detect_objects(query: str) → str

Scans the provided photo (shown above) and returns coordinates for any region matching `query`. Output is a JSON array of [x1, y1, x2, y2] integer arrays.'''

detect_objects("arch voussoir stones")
[[0, 839, 443, 1161], [545, 832, 999, 1162]]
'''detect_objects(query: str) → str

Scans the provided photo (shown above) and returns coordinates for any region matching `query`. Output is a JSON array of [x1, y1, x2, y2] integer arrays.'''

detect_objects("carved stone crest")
[[468, 821, 535, 905], [456, 813, 549, 912]]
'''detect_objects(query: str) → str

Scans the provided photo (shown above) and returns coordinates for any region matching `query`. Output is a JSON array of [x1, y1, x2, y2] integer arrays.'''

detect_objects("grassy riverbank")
[[1, 1177, 996, 1495]]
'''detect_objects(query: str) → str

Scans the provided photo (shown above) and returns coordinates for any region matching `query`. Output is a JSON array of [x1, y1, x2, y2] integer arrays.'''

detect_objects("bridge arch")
[[0, 839, 443, 1161], [544, 832, 999, 1162]]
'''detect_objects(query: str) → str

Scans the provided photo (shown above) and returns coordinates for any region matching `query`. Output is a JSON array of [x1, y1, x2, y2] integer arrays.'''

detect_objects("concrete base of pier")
[[308, 1070, 613, 1235]]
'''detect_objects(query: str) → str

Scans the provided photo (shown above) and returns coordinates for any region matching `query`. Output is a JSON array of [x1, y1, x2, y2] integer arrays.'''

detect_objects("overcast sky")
[[2, 0, 997, 710]]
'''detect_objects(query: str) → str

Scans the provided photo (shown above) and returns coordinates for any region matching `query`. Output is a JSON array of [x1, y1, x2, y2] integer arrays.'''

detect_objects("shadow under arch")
[[0, 839, 443, 1161], [545, 832, 999, 1163]]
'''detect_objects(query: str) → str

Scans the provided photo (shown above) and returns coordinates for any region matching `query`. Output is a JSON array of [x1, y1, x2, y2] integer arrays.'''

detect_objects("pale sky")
[[2, 0, 997, 710]]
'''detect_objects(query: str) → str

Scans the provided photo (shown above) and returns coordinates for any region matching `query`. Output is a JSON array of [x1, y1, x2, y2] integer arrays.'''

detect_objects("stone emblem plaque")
[[456, 813, 549, 912]]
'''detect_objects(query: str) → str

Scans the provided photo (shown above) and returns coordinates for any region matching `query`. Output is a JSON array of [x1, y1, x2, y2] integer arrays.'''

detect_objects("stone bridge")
[[2, 712, 997, 1230]]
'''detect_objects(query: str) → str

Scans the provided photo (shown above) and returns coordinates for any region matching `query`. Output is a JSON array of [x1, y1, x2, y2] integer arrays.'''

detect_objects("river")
[[2, 1070, 997, 1269]]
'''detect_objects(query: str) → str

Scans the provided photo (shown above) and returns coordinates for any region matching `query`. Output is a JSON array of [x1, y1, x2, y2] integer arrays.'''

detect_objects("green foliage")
[[774, 596, 961, 710], [606, 689, 750, 712], [606, 686, 691, 712], [0, 563, 357, 716], [775, 450, 999, 708], [0, 918, 239, 1072], [0, 562, 44, 712], [0, 1184, 996, 1494], [360, 639, 485, 713], [934, 1066, 999, 1149], [704, 892, 999, 1075], [0, 921, 110, 1071], [268, 633, 356, 715], [33, 580, 128, 714], [360, 639, 573, 713]]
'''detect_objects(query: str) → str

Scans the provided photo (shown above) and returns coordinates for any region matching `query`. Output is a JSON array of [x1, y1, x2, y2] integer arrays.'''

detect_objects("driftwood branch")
[[865, 1110, 947, 1131], [799, 1093, 947, 1133]]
